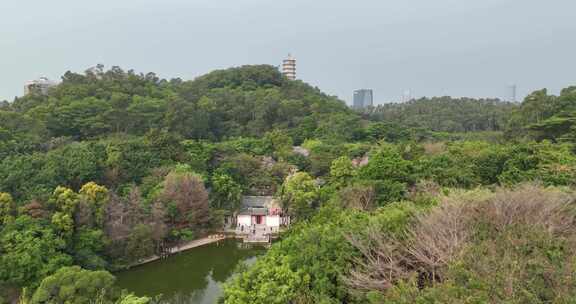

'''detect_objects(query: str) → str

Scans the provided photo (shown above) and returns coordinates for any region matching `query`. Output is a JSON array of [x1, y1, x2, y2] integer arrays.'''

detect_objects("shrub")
[[348, 184, 576, 303]]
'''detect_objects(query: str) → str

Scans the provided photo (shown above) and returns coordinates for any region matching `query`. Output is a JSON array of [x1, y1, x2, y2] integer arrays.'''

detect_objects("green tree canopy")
[[0, 216, 72, 288], [279, 172, 319, 219], [30, 266, 117, 304]]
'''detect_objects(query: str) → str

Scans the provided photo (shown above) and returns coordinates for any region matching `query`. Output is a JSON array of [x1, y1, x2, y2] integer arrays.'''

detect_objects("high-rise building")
[[282, 54, 296, 80], [353, 89, 373, 109], [24, 77, 57, 95]]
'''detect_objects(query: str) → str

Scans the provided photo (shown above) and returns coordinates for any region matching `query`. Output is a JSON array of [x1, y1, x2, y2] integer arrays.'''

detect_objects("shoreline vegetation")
[[2, 64, 576, 303]]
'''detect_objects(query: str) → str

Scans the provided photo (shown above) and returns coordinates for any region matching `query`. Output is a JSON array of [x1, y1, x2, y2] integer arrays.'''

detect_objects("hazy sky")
[[1, 0, 575, 104]]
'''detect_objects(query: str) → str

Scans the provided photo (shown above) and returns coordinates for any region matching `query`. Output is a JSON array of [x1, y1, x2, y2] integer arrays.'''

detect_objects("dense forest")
[[1, 64, 576, 303], [363, 96, 516, 132]]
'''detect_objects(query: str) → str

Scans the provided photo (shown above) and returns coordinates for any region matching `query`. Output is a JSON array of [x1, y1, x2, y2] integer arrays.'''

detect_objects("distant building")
[[24, 77, 57, 95], [282, 54, 296, 80], [353, 89, 373, 109], [235, 196, 286, 228], [230, 196, 290, 243], [507, 84, 517, 102]]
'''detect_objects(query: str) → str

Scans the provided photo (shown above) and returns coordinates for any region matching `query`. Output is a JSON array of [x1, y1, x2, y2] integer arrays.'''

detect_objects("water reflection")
[[116, 240, 264, 303]]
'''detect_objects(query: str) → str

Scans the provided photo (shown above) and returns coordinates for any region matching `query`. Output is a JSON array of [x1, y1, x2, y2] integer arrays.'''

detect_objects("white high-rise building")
[[24, 77, 57, 95], [282, 54, 296, 80]]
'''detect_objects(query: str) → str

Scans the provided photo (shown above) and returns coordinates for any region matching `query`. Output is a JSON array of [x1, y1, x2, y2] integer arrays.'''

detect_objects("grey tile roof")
[[242, 196, 274, 208], [238, 207, 269, 216]]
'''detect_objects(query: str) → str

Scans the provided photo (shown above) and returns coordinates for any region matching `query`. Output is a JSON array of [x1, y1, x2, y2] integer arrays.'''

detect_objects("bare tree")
[[22, 200, 49, 219], [338, 184, 376, 211], [103, 193, 130, 242], [150, 199, 168, 242], [74, 199, 95, 228], [346, 183, 576, 295], [161, 172, 210, 229], [125, 186, 144, 227]]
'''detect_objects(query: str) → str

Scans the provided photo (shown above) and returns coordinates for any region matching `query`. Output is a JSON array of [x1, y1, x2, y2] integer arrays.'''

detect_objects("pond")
[[115, 239, 265, 303]]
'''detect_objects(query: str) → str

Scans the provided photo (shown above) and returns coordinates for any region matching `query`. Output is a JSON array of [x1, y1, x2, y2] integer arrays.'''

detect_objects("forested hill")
[[0, 64, 363, 303], [364, 96, 517, 132], [3, 63, 576, 303], [5, 64, 353, 143]]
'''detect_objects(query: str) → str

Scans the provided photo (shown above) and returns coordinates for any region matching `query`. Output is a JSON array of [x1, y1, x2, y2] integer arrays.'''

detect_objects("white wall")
[[266, 215, 280, 227], [238, 215, 252, 226]]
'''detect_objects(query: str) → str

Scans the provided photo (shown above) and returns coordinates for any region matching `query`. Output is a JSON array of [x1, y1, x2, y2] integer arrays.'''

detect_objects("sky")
[[1, 0, 575, 105]]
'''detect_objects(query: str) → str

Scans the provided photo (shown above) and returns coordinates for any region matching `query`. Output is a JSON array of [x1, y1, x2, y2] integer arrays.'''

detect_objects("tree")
[[0, 153, 54, 201], [150, 200, 168, 244], [164, 97, 212, 139], [103, 138, 161, 186], [280, 172, 318, 219], [116, 294, 151, 304], [263, 129, 293, 160], [47, 98, 112, 138], [416, 154, 479, 188], [78, 182, 109, 226], [217, 153, 263, 189], [144, 128, 184, 163], [223, 255, 306, 304], [337, 183, 376, 211], [365, 122, 412, 142], [103, 193, 130, 243], [367, 96, 516, 133], [0, 216, 73, 288], [51, 212, 74, 238], [307, 142, 340, 177], [71, 228, 107, 270], [159, 170, 210, 229], [49, 186, 79, 215], [315, 113, 363, 142], [125, 224, 155, 263], [357, 146, 413, 204], [348, 185, 576, 304], [498, 142, 576, 186], [0, 111, 45, 161], [182, 140, 215, 174], [0, 192, 15, 226], [125, 186, 144, 227], [30, 266, 117, 304], [329, 156, 356, 187], [210, 173, 242, 211]]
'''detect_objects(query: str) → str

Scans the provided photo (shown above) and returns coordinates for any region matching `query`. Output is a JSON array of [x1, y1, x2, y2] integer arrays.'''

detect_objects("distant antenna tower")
[[507, 84, 517, 102], [402, 89, 412, 102]]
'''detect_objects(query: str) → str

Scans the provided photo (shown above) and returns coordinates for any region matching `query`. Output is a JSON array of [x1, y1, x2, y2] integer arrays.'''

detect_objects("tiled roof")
[[242, 196, 275, 208], [238, 207, 268, 216]]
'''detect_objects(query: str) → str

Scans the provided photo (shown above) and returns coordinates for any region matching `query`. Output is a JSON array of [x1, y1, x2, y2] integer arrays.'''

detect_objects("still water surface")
[[116, 240, 264, 303]]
